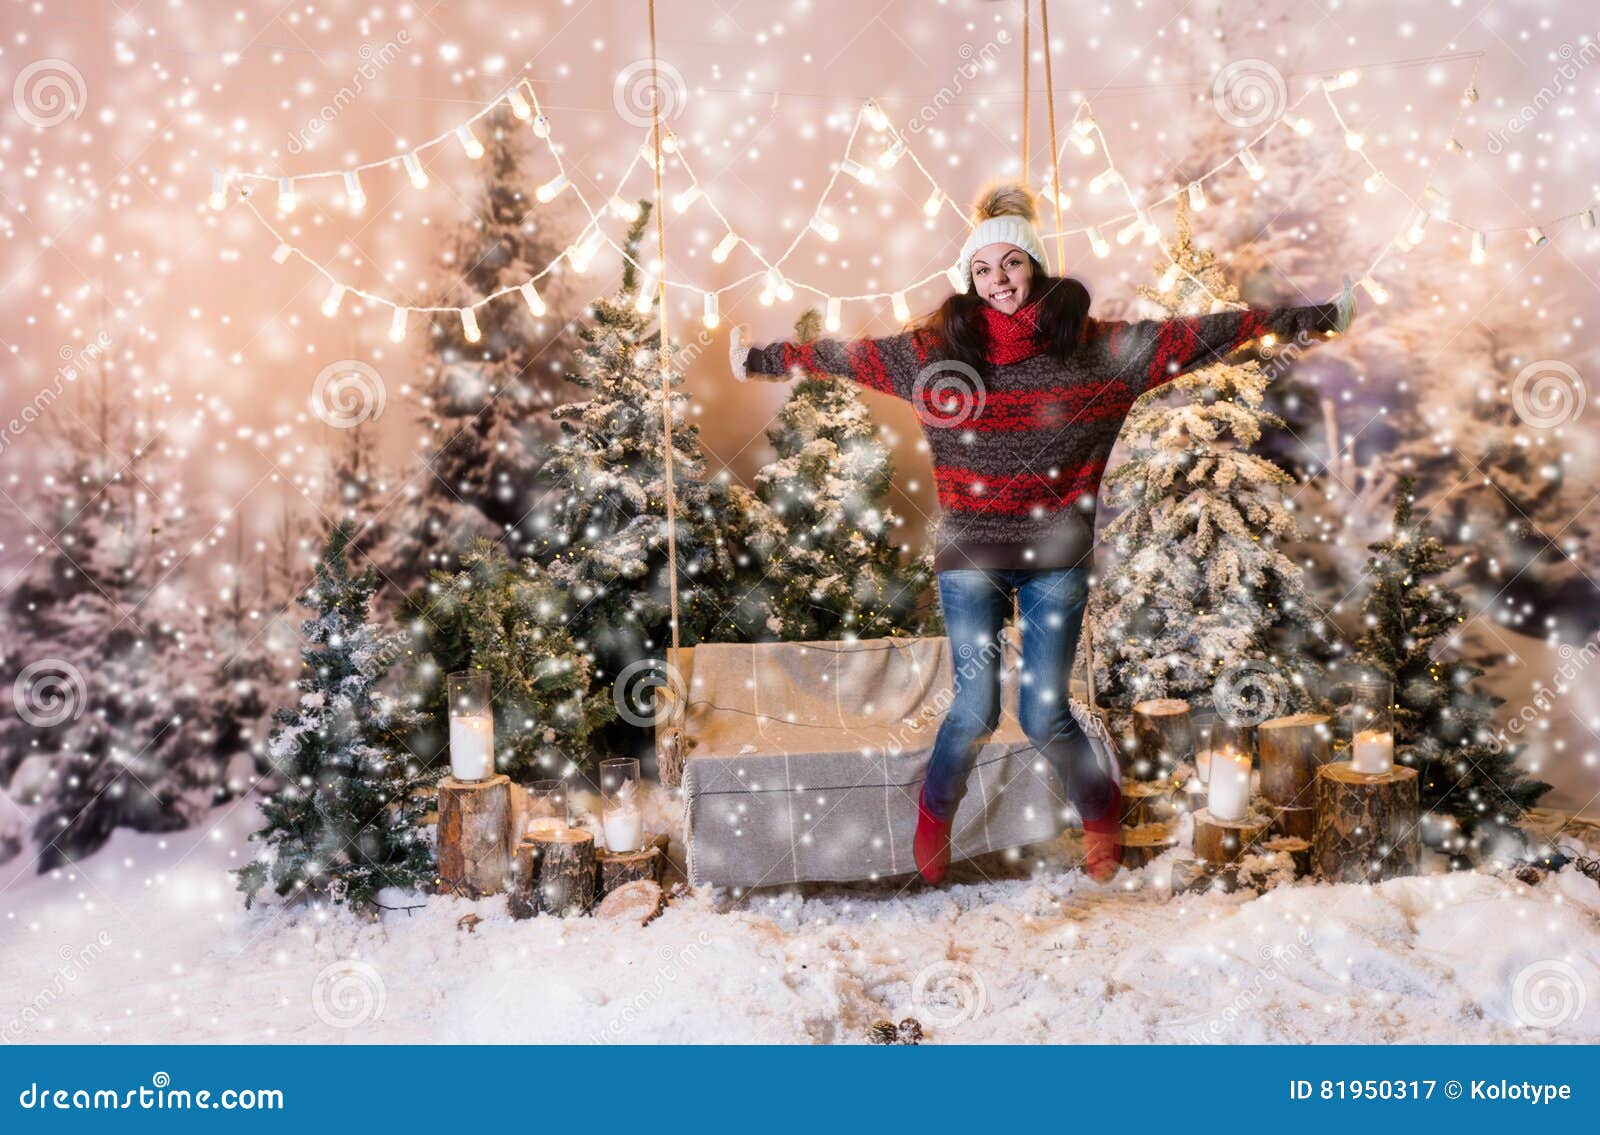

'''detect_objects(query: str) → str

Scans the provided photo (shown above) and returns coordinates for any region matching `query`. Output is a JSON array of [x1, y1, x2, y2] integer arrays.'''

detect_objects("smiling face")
[[970, 242, 1034, 314]]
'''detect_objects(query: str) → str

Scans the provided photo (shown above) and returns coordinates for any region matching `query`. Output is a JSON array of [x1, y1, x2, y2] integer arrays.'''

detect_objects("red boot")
[[1082, 781, 1123, 884], [913, 789, 955, 884]]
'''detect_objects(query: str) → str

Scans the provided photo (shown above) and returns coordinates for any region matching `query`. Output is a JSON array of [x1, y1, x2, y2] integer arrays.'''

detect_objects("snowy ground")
[[4, 784, 1599, 1045]]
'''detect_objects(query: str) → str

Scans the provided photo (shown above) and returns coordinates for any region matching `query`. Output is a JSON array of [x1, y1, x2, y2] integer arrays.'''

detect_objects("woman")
[[729, 182, 1355, 885]]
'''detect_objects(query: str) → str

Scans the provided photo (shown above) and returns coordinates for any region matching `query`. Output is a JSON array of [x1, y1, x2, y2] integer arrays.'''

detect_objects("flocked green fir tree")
[[523, 205, 769, 685], [751, 307, 936, 640], [236, 520, 433, 911], [403, 539, 614, 780], [1349, 476, 1550, 860], [1091, 200, 1334, 713]]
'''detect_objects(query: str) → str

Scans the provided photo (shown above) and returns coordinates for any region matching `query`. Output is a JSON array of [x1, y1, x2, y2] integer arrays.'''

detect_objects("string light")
[[271, 242, 292, 264], [825, 296, 842, 332], [877, 139, 907, 170], [1087, 225, 1109, 258], [1358, 275, 1390, 305], [1187, 181, 1207, 211], [634, 270, 656, 314], [1405, 209, 1430, 246], [506, 87, 532, 120], [456, 124, 485, 160], [208, 170, 228, 211], [1238, 147, 1265, 180], [1286, 114, 1314, 135], [1526, 226, 1548, 248], [1471, 230, 1487, 265], [460, 307, 481, 343], [945, 263, 967, 292], [342, 170, 365, 213], [388, 307, 407, 342], [702, 291, 720, 330], [1581, 209, 1597, 231], [1089, 168, 1119, 194], [711, 231, 740, 263], [891, 291, 910, 323], [923, 189, 944, 217], [321, 283, 346, 318], [608, 194, 641, 221], [531, 114, 551, 140], [519, 282, 546, 317], [863, 99, 890, 132], [403, 152, 429, 190], [1344, 129, 1365, 150], [808, 214, 840, 242], [841, 159, 876, 185], [536, 173, 570, 203], [672, 185, 703, 213]]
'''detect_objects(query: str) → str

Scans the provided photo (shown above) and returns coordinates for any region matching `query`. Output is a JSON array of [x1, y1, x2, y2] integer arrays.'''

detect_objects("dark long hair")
[[914, 271, 1092, 371]]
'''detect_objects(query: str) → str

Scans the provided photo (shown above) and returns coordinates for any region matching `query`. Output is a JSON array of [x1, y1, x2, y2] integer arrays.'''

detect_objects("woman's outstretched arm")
[[1091, 275, 1356, 397], [729, 323, 944, 402]]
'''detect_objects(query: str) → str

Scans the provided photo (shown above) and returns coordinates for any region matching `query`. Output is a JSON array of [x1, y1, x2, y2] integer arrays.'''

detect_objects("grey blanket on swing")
[[668, 627, 1073, 888]]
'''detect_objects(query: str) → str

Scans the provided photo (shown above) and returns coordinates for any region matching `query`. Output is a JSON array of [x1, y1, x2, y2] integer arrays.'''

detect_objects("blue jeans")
[[922, 567, 1116, 825]]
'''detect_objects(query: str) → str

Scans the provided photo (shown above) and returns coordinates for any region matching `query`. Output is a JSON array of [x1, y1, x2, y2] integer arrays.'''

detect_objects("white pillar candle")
[[1195, 749, 1213, 785], [603, 807, 644, 854], [1351, 728, 1394, 775], [448, 714, 494, 781], [1206, 750, 1252, 823]]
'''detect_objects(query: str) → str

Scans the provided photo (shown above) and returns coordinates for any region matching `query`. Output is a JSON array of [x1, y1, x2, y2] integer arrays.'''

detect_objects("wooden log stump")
[[594, 880, 666, 926], [597, 844, 663, 895], [1129, 699, 1194, 779], [1262, 837, 1312, 878], [1193, 808, 1272, 865], [1120, 779, 1181, 827], [1120, 822, 1177, 869], [436, 774, 511, 897], [1171, 858, 1242, 896], [508, 828, 596, 918], [1312, 762, 1420, 884], [1265, 802, 1317, 841], [1258, 713, 1332, 807]]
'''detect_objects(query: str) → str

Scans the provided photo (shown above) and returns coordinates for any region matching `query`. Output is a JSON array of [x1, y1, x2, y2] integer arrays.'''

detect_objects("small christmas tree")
[[1349, 476, 1550, 858], [751, 307, 936, 640], [236, 520, 433, 911], [1092, 200, 1332, 711], [523, 204, 769, 683], [404, 539, 614, 779]]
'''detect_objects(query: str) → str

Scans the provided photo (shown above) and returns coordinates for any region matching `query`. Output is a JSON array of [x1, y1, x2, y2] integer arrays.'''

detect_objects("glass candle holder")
[[1193, 713, 1251, 787], [446, 671, 494, 781], [1346, 676, 1395, 775], [599, 757, 644, 853], [524, 779, 568, 836]]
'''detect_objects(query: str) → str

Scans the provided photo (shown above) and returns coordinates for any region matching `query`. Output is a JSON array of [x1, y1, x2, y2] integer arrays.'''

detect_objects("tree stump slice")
[[1193, 808, 1271, 865], [1120, 779, 1181, 827], [1258, 713, 1332, 806], [1265, 802, 1317, 841], [509, 828, 596, 918], [1312, 762, 1420, 884], [597, 844, 663, 894], [1129, 699, 1194, 780], [1120, 822, 1177, 869], [1262, 836, 1312, 878], [1171, 858, 1242, 896], [436, 774, 511, 898], [594, 880, 665, 926]]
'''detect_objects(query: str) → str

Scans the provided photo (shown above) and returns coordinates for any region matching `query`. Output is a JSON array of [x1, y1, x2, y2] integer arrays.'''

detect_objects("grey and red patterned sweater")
[[739, 300, 1344, 572]]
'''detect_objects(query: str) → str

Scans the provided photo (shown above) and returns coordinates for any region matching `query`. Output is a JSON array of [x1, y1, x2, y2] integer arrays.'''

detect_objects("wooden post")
[[1258, 713, 1331, 807], [597, 844, 664, 895], [1129, 699, 1194, 779], [436, 774, 511, 897], [1193, 808, 1272, 865], [509, 828, 597, 918], [1312, 762, 1420, 884]]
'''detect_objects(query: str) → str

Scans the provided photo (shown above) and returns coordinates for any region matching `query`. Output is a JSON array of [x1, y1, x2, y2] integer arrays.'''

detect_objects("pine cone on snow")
[[867, 1019, 898, 1045], [897, 1018, 924, 1045]]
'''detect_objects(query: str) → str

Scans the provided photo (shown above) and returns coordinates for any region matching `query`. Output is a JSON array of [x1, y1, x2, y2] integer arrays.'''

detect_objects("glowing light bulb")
[[1089, 168, 1118, 194], [1364, 172, 1384, 193], [660, 130, 678, 154], [923, 190, 944, 217], [1072, 132, 1096, 156], [1159, 263, 1181, 291], [271, 242, 293, 265], [672, 185, 702, 214], [1287, 115, 1314, 135], [1406, 209, 1430, 246], [808, 214, 840, 242], [520, 282, 546, 317], [1087, 226, 1109, 258], [343, 170, 365, 213], [536, 173, 570, 203], [1470, 231, 1487, 265], [1462, 84, 1479, 104], [863, 99, 890, 132], [388, 308, 407, 343], [1526, 226, 1548, 247], [276, 177, 296, 214], [1358, 275, 1389, 305], [608, 195, 640, 221], [1582, 209, 1597, 231], [841, 159, 876, 185], [403, 152, 428, 189], [208, 170, 228, 211], [1187, 182, 1207, 211], [531, 114, 551, 140], [321, 283, 346, 318], [638, 141, 660, 169], [634, 272, 655, 314], [456, 125, 485, 159], [765, 268, 793, 303], [877, 140, 906, 170], [891, 291, 910, 323], [1238, 147, 1265, 180], [1073, 114, 1096, 136], [702, 292, 720, 330], [1116, 217, 1144, 245], [460, 307, 481, 343], [506, 87, 532, 120], [711, 231, 739, 263], [1344, 130, 1364, 150], [946, 263, 967, 293]]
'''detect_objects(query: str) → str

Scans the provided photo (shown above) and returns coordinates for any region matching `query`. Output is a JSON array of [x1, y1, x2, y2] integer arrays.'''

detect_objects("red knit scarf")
[[978, 298, 1048, 365]]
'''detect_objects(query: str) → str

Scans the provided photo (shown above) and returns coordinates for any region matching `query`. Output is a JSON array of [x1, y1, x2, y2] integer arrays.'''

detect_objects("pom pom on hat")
[[958, 180, 1049, 289]]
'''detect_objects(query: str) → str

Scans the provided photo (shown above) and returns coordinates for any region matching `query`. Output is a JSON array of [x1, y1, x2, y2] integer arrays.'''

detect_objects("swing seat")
[[658, 627, 1069, 888]]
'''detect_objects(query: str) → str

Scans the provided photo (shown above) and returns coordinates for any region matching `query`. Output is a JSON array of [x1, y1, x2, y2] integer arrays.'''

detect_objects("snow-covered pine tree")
[[0, 367, 216, 869], [751, 307, 936, 640], [236, 520, 433, 911], [523, 205, 769, 685], [1348, 475, 1550, 859], [1091, 200, 1334, 712], [403, 538, 614, 779], [378, 109, 577, 595]]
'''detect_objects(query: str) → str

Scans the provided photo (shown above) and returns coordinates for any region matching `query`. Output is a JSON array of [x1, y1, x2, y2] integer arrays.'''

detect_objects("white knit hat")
[[957, 183, 1049, 289]]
